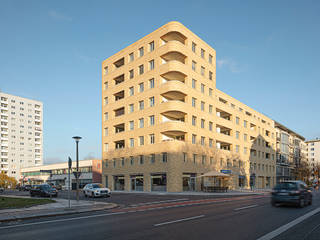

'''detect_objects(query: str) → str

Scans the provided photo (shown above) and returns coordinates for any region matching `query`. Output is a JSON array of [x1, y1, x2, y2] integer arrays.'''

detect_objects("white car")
[[83, 183, 111, 198]]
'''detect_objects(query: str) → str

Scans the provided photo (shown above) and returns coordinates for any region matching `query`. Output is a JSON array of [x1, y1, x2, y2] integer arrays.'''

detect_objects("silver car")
[[83, 183, 111, 198]]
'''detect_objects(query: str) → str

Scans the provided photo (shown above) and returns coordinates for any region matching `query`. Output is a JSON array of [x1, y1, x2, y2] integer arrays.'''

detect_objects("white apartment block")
[[0, 91, 43, 181], [306, 139, 320, 169]]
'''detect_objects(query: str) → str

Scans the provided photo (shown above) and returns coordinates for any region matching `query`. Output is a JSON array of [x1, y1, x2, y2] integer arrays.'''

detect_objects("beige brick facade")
[[101, 22, 277, 192]]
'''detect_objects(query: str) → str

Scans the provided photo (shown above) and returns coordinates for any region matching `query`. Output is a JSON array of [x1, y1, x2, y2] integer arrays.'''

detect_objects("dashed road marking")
[[154, 215, 205, 227]]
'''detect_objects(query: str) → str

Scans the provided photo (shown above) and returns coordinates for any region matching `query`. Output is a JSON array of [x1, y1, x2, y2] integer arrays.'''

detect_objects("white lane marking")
[[129, 198, 189, 207], [234, 204, 258, 211], [154, 215, 205, 227], [0, 212, 126, 230], [257, 207, 320, 240]]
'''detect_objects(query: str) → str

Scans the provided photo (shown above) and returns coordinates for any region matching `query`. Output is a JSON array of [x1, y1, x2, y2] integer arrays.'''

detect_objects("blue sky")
[[1, 0, 319, 163]]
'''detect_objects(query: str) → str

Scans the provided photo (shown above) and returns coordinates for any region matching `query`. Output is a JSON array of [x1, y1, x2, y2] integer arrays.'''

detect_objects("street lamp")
[[72, 136, 82, 202]]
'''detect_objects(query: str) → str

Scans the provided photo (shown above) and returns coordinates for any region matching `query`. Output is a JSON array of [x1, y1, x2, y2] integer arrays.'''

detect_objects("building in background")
[[306, 139, 320, 180], [0, 91, 43, 181], [101, 21, 277, 192], [275, 122, 306, 183], [20, 159, 102, 189]]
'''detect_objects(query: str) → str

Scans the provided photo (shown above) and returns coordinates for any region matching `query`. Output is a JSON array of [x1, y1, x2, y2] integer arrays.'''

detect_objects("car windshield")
[[41, 185, 53, 190], [92, 184, 103, 188], [274, 182, 297, 190]]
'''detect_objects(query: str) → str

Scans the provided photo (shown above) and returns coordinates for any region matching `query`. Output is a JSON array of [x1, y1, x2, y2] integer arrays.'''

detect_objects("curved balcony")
[[159, 101, 188, 117], [160, 61, 187, 82], [161, 28, 187, 45], [160, 81, 187, 101]]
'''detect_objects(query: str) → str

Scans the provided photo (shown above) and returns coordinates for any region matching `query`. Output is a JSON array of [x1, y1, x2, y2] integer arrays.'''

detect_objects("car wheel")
[[309, 197, 312, 205], [84, 193, 87, 198], [299, 198, 304, 208], [91, 192, 94, 198], [271, 201, 277, 207]]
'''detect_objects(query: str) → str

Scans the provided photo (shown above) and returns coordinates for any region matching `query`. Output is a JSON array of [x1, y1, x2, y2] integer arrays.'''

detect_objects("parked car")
[[47, 183, 62, 191], [0, 187, 4, 193], [83, 183, 111, 198], [271, 180, 312, 207], [19, 184, 32, 191], [30, 184, 58, 197]]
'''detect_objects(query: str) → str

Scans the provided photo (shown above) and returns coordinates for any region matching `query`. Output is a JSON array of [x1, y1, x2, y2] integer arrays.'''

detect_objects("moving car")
[[271, 180, 312, 207], [83, 183, 111, 198], [30, 184, 58, 197]]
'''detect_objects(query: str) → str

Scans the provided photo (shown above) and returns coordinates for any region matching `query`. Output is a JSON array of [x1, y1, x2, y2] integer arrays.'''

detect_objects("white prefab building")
[[0, 91, 43, 181], [306, 139, 320, 169]]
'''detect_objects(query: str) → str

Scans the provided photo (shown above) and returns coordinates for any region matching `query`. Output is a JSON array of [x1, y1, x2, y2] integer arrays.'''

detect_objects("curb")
[[0, 203, 118, 223]]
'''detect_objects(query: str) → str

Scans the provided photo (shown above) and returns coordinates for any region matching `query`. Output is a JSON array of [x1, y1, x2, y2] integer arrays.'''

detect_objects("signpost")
[[68, 157, 72, 208], [220, 170, 232, 174]]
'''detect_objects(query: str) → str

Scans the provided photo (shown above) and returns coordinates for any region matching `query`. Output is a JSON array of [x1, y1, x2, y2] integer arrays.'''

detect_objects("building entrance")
[[182, 173, 196, 191], [131, 175, 144, 191]]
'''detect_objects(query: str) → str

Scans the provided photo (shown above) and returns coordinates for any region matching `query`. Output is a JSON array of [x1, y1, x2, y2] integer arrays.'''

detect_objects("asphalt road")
[[1, 190, 320, 240]]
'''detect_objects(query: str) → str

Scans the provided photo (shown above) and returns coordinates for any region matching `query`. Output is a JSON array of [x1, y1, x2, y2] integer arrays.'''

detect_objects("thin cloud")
[[217, 58, 242, 73], [48, 10, 72, 21]]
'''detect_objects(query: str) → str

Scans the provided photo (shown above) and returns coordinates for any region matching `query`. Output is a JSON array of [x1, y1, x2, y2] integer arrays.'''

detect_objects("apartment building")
[[101, 21, 277, 192], [274, 121, 306, 183], [0, 91, 43, 181], [306, 139, 320, 172]]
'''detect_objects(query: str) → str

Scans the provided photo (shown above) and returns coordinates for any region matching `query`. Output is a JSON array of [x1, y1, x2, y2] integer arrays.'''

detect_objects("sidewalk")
[[0, 195, 117, 222], [111, 189, 272, 196]]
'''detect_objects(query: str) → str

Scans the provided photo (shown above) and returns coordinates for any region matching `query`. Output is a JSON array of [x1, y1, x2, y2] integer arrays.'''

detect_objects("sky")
[[1, 0, 319, 164]]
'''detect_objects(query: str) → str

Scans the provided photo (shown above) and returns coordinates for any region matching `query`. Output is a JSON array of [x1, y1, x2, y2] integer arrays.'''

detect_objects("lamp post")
[[72, 136, 82, 202]]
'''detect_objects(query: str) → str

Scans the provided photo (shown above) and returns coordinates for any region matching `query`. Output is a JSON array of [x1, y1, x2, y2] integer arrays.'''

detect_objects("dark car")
[[19, 184, 32, 191], [271, 181, 312, 207], [30, 184, 58, 197]]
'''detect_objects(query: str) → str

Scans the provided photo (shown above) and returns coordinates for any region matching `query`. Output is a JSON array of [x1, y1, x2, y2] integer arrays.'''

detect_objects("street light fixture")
[[72, 136, 82, 202]]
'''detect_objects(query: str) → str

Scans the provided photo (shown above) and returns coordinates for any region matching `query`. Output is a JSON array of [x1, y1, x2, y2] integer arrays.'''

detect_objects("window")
[[192, 42, 196, 53], [201, 66, 205, 76], [129, 87, 134, 96], [104, 112, 108, 121], [129, 104, 134, 113], [139, 100, 144, 110], [193, 154, 197, 164], [244, 120, 247, 128], [139, 64, 144, 75], [236, 131, 240, 139], [209, 88, 213, 96], [139, 82, 144, 92], [149, 60, 154, 70], [104, 66, 108, 75], [209, 105, 213, 114], [201, 136, 205, 146], [209, 71, 213, 80], [192, 79, 196, 89], [130, 138, 134, 147], [129, 52, 134, 62], [130, 156, 134, 165], [149, 115, 155, 126], [129, 69, 134, 79], [139, 155, 144, 164], [236, 145, 239, 153], [201, 119, 205, 128], [209, 138, 213, 148], [104, 97, 108, 105], [149, 97, 155, 107], [104, 128, 108, 136], [149, 41, 154, 52], [244, 134, 247, 141], [139, 136, 144, 146], [150, 154, 155, 164], [162, 152, 168, 163], [192, 98, 196, 107], [139, 47, 144, 57], [104, 143, 109, 151], [244, 147, 247, 154], [149, 78, 154, 88], [209, 122, 213, 131], [192, 61, 196, 71], [139, 118, 144, 128], [201, 49, 205, 58], [192, 116, 197, 126], [129, 121, 134, 130], [236, 117, 239, 125], [104, 82, 108, 90], [192, 134, 196, 144], [150, 134, 155, 144], [209, 54, 213, 64], [201, 84, 205, 93], [201, 101, 205, 111]]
